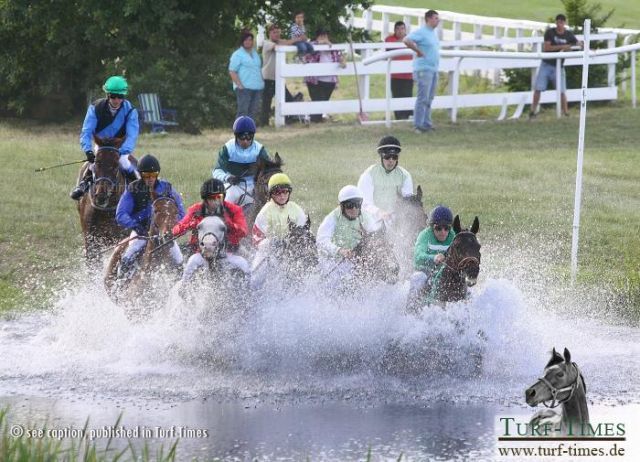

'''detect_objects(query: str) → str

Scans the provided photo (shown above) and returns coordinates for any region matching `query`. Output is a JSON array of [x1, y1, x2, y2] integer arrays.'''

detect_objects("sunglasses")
[[434, 224, 450, 232], [382, 154, 399, 161], [108, 94, 125, 100], [141, 172, 159, 179], [206, 193, 225, 201], [343, 201, 362, 210], [272, 188, 291, 196], [237, 133, 254, 141]]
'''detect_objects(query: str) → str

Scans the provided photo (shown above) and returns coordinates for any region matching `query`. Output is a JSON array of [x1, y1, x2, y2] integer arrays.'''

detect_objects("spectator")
[[403, 10, 440, 133], [385, 21, 413, 120], [529, 14, 581, 118], [229, 31, 264, 122], [260, 23, 303, 126], [290, 10, 314, 60], [304, 28, 346, 123]]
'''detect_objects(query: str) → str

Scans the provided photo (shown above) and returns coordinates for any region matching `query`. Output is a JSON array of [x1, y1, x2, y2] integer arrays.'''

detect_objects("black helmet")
[[138, 154, 160, 173], [377, 135, 401, 155], [200, 178, 226, 199]]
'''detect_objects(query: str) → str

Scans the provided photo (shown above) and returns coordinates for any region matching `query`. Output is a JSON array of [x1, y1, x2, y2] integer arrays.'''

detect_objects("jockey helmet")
[[103, 76, 128, 95], [338, 185, 363, 203], [233, 116, 256, 135], [376, 135, 401, 156], [429, 205, 453, 226], [201, 178, 225, 199], [268, 173, 292, 194], [138, 154, 161, 173]]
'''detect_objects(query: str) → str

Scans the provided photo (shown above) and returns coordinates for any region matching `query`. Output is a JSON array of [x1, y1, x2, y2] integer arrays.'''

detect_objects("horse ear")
[[453, 215, 461, 234], [274, 152, 282, 165], [416, 185, 423, 201], [287, 217, 294, 229], [305, 215, 311, 229], [563, 348, 571, 364], [470, 216, 480, 234]]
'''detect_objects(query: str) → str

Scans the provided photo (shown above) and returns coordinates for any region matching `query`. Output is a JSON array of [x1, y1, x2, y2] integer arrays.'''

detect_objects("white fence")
[[274, 33, 630, 128]]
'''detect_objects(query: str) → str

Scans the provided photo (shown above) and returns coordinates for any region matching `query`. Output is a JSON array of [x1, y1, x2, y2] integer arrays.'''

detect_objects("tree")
[[0, 0, 370, 131]]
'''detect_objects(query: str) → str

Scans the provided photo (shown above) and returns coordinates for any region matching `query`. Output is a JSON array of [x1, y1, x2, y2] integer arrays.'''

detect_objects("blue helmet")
[[429, 205, 453, 225], [233, 116, 256, 135]]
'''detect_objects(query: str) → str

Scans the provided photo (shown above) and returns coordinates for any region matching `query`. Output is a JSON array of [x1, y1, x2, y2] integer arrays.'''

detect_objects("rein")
[[537, 363, 583, 409]]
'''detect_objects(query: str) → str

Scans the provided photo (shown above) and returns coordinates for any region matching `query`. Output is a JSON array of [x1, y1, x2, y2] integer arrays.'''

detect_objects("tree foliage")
[[0, 0, 370, 131]]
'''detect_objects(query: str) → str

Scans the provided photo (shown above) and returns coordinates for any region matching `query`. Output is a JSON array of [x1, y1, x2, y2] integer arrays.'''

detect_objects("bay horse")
[[104, 194, 181, 303], [243, 152, 284, 232], [76, 137, 128, 264], [526, 348, 589, 435], [351, 225, 400, 285], [426, 215, 481, 304]]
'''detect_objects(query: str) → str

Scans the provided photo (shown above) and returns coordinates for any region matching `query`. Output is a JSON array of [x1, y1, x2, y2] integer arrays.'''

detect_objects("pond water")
[[1, 276, 639, 460]]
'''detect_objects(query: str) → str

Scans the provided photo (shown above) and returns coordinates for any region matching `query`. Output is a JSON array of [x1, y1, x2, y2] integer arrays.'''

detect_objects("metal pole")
[[570, 19, 591, 284]]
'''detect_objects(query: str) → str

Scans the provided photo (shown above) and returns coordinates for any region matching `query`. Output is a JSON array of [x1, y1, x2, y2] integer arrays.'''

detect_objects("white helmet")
[[338, 185, 363, 203]]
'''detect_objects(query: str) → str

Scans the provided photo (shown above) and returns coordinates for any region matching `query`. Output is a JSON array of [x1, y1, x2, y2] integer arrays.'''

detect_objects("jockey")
[[115, 154, 185, 278], [71, 75, 140, 200], [316, 185, 382, 283], [250, 173, 308, 288], [409, 205, 456, 299], [212, 116, 271, 207], [172, 178, 250, 282], [357, 135, 414, 224]]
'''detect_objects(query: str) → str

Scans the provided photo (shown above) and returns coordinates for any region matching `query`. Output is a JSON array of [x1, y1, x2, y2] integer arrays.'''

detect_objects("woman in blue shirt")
[[229, 31, 265, 123]]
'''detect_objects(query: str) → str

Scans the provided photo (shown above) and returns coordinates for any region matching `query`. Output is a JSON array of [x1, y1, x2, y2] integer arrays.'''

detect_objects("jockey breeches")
[[122, 231, 183, 265], [225, 179, 255, 206], [182, 252, 250, 282]]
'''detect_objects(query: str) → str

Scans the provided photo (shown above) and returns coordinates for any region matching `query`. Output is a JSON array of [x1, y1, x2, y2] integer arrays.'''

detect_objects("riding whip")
[[34, 159, 86, 172]]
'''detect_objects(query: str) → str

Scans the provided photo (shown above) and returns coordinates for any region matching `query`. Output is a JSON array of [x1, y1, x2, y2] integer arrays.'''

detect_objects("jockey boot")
[[69, 169, 93, 200]]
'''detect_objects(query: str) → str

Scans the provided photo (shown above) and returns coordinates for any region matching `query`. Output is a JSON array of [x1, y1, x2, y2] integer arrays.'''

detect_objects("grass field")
[[381, 0, 640, 29], [1, 102, 639, 315]]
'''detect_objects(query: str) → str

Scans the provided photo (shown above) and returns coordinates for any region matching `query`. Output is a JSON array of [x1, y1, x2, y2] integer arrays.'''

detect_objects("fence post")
[[608, 37, 616, 88], [632, 49, 637, 108], [274, 48, 286, 128], [555, 59, 562, 118]]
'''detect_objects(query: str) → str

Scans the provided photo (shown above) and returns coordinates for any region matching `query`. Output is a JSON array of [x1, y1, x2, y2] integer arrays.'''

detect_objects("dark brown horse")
[[76, 137, 128, 264], [244, 152, 284, 231], [426, 215, 481, 304], [526, 348, 589, 435], [104, 194, 181, 302]]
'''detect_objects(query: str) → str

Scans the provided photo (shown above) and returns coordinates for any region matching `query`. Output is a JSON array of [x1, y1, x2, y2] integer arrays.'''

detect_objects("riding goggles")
[[434, 224, 451, 232], [108, 93, 125, 100], [342, 200, 362, 210], [205, 193, 225, 201], [382, 153, 399, 161], [141, 172, 159, 179], [237, 132, 254, 141], [271, 187, 292, 196]]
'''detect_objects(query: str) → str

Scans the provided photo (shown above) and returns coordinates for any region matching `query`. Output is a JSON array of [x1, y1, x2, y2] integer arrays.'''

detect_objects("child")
[[290, 10, 314, 60]]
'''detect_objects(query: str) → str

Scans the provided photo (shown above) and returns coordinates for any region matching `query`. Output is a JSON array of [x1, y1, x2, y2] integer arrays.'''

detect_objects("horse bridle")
[[90, 146, 121, 211], [444, 232, 480, 272], [537, 362, 582, 408], [149, 197, 177, 247]]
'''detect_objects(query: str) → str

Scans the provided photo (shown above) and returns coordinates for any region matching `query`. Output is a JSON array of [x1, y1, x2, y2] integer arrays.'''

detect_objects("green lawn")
[[1, 102, 639, 315], [380, 0, 640, 29]]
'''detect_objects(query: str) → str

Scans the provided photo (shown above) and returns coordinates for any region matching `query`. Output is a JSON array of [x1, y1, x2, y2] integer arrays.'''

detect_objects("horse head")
[[253, 152, 284, 196], [525, 348, 587, 413], [150, 194, 179, 248], [447, 215, 481, 286], [284, 216, 318, 267], [197, 216, 227, 261], [92, 144, 121, 209]]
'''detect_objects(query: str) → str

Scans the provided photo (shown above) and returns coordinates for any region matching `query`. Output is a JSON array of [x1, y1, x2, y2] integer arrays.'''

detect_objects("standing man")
[[260, 23, 301, 126], [70, 75, 140, 200], [385, 21, 413, 120], [229, 31, 264, 123], [529, 14, 581, 118], [403, 10, 440, 133]]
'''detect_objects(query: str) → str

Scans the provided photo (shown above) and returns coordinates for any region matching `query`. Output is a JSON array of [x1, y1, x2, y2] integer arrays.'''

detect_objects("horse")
[[426, 215, 481, 304], [351, 225, 400, 285], [391, 185, 427, 276], [525, 348, 589, 436], [76, 136, 129, 264], [243, 152, 284, 232], [104, 194, 181, 303]]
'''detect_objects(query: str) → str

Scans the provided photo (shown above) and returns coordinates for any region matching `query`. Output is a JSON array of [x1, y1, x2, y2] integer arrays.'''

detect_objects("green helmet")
[[103, 76, 128, 95]]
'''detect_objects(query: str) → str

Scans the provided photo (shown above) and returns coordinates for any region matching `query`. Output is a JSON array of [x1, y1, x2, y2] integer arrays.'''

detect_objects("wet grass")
[[0, 102, 639, 317]]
